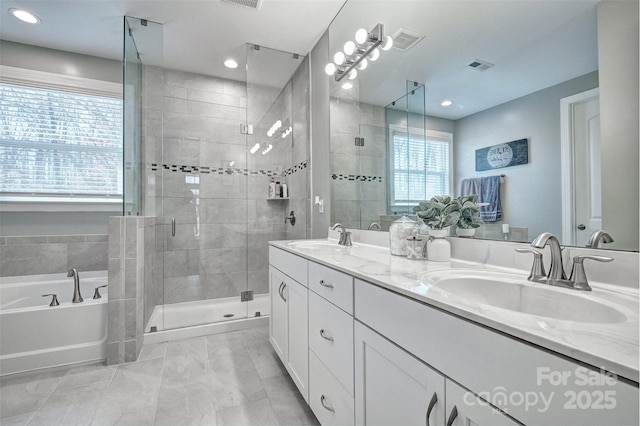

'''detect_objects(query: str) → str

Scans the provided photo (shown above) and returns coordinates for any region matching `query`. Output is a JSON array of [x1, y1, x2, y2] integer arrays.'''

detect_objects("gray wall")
[[597, 0, 639, 251], [310, 31, 331, 238], [454, 72, 599, 240], [0, 41, 122, 237]]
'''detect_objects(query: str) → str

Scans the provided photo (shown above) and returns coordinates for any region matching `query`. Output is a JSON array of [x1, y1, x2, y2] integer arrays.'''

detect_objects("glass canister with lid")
[[389, 215, 418, 256]]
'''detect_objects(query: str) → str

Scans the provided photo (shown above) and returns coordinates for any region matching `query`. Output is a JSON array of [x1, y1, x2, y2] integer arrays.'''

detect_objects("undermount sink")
[[420, 270, 627, 324], [286, 240, 345, 250]]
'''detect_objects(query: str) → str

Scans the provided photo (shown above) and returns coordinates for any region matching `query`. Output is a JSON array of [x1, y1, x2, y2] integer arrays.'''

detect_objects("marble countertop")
[[269, 238, 640, 383]]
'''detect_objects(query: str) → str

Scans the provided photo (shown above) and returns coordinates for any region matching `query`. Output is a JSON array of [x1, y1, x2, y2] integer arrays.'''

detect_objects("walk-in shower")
[[124, 19, 311, 339]]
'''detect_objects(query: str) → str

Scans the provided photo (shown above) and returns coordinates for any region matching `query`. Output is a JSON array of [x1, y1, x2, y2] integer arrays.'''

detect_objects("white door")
[[560, 88, 601, 246], [445, 380, 519, 426], [354, 322, 445, 426], [269, 266, 287, 361]]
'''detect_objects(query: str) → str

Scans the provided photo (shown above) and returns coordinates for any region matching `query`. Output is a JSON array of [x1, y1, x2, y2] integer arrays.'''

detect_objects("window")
[[0, 66, 123, 203], [389, 128, 452, 209]]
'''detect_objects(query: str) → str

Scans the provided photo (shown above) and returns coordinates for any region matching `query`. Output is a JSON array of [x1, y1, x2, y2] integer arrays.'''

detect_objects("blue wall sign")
[[475, 138, 528, 171]]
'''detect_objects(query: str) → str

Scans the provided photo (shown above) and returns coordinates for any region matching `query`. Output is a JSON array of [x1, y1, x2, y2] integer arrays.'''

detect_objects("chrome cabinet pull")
[[320, 395, 335, 412], [280, 282, 287, 302], [319, 329, 334, 342], [319, 280, 334, 289], [426, 392, 438, 426], [171, 217, 176, 236], [446, 405, 458, 426]]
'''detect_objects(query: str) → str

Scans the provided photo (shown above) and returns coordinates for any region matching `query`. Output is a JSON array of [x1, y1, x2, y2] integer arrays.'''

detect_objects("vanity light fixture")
[[325, 23, 386, 82], [267, 120, 282, 137], [249, 143, 260, 154], [441, 100, 453, 107], [9, 8, 40, 24], [280, 126, 292, 139], [224, 58, 238, 69]]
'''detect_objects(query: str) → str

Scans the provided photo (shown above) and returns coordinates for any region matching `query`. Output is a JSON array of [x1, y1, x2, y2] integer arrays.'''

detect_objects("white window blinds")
[[391, 129, 452, 207], [0, 74, 123, 197]]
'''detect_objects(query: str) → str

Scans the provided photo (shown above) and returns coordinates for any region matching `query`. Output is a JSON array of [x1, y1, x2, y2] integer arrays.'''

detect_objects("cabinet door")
[[269, 266, 287, 361], [285, 278, 309, 402], [354, 322, 445, 426], [445, 380, 519, 426]]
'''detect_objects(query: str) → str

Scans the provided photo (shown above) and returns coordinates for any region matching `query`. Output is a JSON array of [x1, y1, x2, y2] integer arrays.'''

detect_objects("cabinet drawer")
[[309, 291, 354, 395], [309, 261, 353, 314], [269, 246, 308, 286], [309, 351, 355, 426]]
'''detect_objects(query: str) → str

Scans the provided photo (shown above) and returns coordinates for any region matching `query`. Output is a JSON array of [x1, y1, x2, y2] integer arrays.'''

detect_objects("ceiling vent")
[[222, 0, 263, 10], [391, 28, 425, 52], [467, 59, 494, 71]]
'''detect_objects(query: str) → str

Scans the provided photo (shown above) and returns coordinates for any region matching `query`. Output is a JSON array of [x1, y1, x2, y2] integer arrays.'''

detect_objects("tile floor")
[[0, 326, 318, 425]]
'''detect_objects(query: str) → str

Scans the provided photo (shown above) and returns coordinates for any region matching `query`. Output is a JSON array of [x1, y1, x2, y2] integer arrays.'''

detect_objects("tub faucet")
[[368, 222, 382, 231], [67, 268, 83, 303], [531, 232, 566, 281], [585, 230, 614, 248]]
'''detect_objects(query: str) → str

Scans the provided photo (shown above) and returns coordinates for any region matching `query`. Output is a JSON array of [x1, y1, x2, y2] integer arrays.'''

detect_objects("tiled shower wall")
[[0, 234, 108, 277], [330, 98, 387, 229], [141, 58, 310, 314], [107, 216, 155, 364]]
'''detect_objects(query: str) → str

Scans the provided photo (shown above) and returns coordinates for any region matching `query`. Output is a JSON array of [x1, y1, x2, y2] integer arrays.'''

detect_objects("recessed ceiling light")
[[441, 100, 453, 107], [9, 8, 40, 24], [224, 59, 238, 69]]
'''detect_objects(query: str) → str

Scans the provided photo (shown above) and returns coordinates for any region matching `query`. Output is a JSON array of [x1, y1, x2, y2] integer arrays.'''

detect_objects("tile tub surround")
[[108, 216, 156, 365], [0, 234, 108, 277], [0, 326, 318, 426], [270, 235, 639, 383]]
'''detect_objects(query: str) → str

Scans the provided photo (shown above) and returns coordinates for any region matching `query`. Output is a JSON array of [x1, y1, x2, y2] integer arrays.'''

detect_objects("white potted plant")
[[452, 195, 483, 237]]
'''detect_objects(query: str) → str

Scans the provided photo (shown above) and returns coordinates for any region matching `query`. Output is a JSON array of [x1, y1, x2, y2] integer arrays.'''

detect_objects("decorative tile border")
[[148, 160, 308, 178], [331, 174, 383, 182]]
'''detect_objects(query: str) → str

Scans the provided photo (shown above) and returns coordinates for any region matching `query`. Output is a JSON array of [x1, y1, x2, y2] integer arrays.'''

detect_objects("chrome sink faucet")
[[585, 230, 614, 248], [331, 223, 352, 246], [529, 232, 613, 291], [67, 268, 83, 303], [531, 232, 566, 281]]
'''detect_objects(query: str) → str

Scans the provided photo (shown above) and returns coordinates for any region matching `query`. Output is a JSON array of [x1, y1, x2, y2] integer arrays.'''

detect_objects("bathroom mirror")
[[328, 0, 638, 251]]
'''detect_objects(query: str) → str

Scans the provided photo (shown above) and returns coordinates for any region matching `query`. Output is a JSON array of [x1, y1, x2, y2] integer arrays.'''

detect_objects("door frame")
[[560, 87, 600, 246]]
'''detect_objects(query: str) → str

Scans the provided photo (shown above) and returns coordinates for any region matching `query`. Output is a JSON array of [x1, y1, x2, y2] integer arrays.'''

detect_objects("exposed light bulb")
[[342, 82, 353, 90], [343, 41, 356, 55], [381, 36, 394, 51], [334, 52, 346, 65], [348, 69, 358, 80], [275, 120, 282, 128], [224, 59, 238, 69], [325, 63, 336, 76], [355, 28, 368, 44], [357, 58, 368, 70], [9, 8, 40, 24], [249, 143, 260, 154], [368, 48, 380, 61], [267, 129, 274, 137]]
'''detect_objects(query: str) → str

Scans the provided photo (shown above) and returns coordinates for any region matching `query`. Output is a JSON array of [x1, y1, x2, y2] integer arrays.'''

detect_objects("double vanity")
[[268, 232, 639, 425]]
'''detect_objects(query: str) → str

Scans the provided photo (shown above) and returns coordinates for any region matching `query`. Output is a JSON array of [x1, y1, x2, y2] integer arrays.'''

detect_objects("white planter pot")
[[456, 228, 476, 238]]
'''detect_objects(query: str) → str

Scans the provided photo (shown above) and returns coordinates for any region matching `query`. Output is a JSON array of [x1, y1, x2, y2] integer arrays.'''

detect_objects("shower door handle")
[[171, 218, 176, 236]]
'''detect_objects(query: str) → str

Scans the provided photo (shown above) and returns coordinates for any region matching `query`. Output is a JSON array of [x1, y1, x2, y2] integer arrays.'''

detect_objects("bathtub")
[[0, 271, 108, 376]]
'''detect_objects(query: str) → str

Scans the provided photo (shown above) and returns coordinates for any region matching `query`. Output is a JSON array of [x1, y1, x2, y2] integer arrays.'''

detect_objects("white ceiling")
[[0, 0, 347, 80], [1, 0, 602, 120]]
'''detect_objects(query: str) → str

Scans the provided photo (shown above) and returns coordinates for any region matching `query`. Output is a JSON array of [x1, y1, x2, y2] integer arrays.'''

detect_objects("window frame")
[[388, 125, 453, 212], [0, 65, 123, 212]]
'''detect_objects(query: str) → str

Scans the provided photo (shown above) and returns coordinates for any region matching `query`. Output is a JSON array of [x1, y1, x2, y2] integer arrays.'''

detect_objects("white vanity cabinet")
[[308, 261, 355, 425], [354, 322, 445, 425], [268, 247, 309, 402]]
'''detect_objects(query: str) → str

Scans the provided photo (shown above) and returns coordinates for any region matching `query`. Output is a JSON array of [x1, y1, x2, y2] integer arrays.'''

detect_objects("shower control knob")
[[577, 224, 586, 230]]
